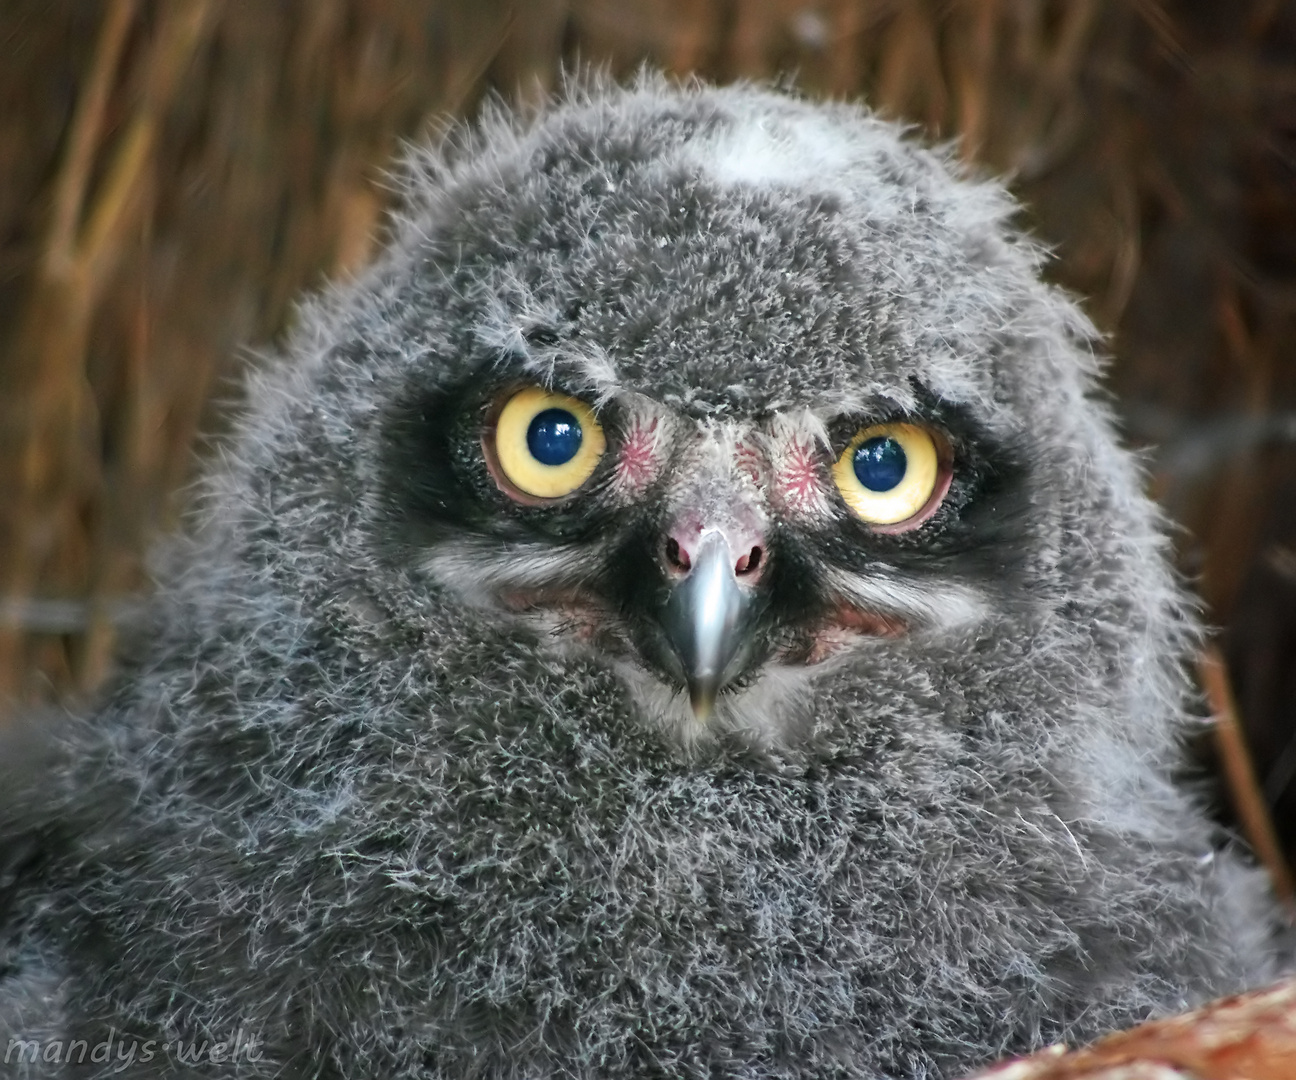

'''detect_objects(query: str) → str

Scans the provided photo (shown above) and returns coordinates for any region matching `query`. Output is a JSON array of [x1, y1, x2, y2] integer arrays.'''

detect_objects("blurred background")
[[1, 1, 1293, 872]]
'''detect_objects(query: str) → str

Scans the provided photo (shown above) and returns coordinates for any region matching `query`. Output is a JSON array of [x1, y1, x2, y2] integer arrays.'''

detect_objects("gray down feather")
[[0, 75, 1281, 1080]]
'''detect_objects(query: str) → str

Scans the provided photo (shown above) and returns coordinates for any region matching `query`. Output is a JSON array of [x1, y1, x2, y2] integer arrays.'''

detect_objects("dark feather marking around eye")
[[815, 396, 1035, 592], [754, 525, 837, 642], [375, 366, 619, 559], [375, 375, 487, 550]]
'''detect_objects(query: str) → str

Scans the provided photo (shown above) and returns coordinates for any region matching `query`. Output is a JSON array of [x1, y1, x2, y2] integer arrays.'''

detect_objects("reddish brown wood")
[[968, 978, 1296, 1080]]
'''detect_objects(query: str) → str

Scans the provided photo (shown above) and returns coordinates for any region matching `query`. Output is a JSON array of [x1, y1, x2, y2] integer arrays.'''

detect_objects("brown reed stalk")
[[75, 1, 217, 692], [0, 0, 139, 702], [0, 1, 215, 702], [1199, 646, 1296, 913]]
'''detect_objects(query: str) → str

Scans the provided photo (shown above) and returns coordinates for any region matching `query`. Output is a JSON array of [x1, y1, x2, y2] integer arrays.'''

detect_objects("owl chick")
[[0, 77, 1280, 1080]]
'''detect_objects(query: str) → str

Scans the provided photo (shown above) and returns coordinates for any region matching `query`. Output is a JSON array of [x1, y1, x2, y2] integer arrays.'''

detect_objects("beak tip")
[[688, 680, 718, 723]]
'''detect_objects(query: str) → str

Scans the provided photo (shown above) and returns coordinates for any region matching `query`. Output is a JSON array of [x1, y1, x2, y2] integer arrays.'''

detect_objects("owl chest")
[[413, 750, 1023, 973]]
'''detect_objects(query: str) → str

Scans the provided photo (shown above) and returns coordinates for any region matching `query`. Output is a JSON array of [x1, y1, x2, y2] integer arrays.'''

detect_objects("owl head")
[[229, 75, 1174, 756]]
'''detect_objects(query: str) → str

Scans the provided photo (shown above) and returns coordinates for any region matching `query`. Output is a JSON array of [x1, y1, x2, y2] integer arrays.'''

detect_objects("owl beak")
[[660, 530, 761, 722]]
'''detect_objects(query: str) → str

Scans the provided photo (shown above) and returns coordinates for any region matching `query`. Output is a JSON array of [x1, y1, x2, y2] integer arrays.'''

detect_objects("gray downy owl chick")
[[0, 77, 1281, 1079]]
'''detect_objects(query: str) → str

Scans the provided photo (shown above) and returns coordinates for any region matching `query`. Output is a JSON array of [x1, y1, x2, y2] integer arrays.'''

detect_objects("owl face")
[[465, 387, 1000, 719], [376, 253, 1041, 740], [365, 89, 1065, 745]]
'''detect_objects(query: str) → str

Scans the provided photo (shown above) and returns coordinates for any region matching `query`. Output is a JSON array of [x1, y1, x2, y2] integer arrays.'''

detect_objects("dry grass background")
[[1, 1, 1294, 866]]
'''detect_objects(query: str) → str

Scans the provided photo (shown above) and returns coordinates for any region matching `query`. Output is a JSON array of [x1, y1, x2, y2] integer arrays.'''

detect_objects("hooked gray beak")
[[660, 530, 762, 721]]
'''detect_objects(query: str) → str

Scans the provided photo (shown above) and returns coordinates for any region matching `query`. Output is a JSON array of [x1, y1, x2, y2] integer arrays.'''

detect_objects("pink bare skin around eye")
[[775, 437, 832, 518], [614, 417, 661, 495]]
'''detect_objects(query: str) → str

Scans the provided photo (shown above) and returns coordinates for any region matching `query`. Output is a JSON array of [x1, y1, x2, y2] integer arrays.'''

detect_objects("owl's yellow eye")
[[832, 423, 943, 527], [488, 386, 606, 500]]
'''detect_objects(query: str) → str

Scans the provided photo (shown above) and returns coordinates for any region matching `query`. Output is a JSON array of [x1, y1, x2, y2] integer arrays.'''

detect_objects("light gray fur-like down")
[[0, 77, 1280, 1079]]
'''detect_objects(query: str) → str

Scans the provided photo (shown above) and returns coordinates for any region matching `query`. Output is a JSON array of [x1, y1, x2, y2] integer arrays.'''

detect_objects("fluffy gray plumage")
[[0, 77, 1281, 1079]]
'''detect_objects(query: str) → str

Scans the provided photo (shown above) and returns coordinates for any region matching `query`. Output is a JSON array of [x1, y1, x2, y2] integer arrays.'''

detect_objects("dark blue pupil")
[[853, 436, 907, 492], [527, 408, 582, 466]]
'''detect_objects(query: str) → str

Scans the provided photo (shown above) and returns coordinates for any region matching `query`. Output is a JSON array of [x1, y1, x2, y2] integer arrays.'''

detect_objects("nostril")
[[735, 545, 762, 576], [665, 536, 692, 572]]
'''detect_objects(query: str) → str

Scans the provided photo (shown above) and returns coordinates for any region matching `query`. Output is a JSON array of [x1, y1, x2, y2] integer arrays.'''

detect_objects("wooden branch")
[[968, 978, 1296, 1079]]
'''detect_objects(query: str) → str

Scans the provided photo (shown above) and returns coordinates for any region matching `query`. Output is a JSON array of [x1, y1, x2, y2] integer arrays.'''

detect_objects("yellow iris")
[[492, 387, 605, 500], [832, 423, 939, 525]]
